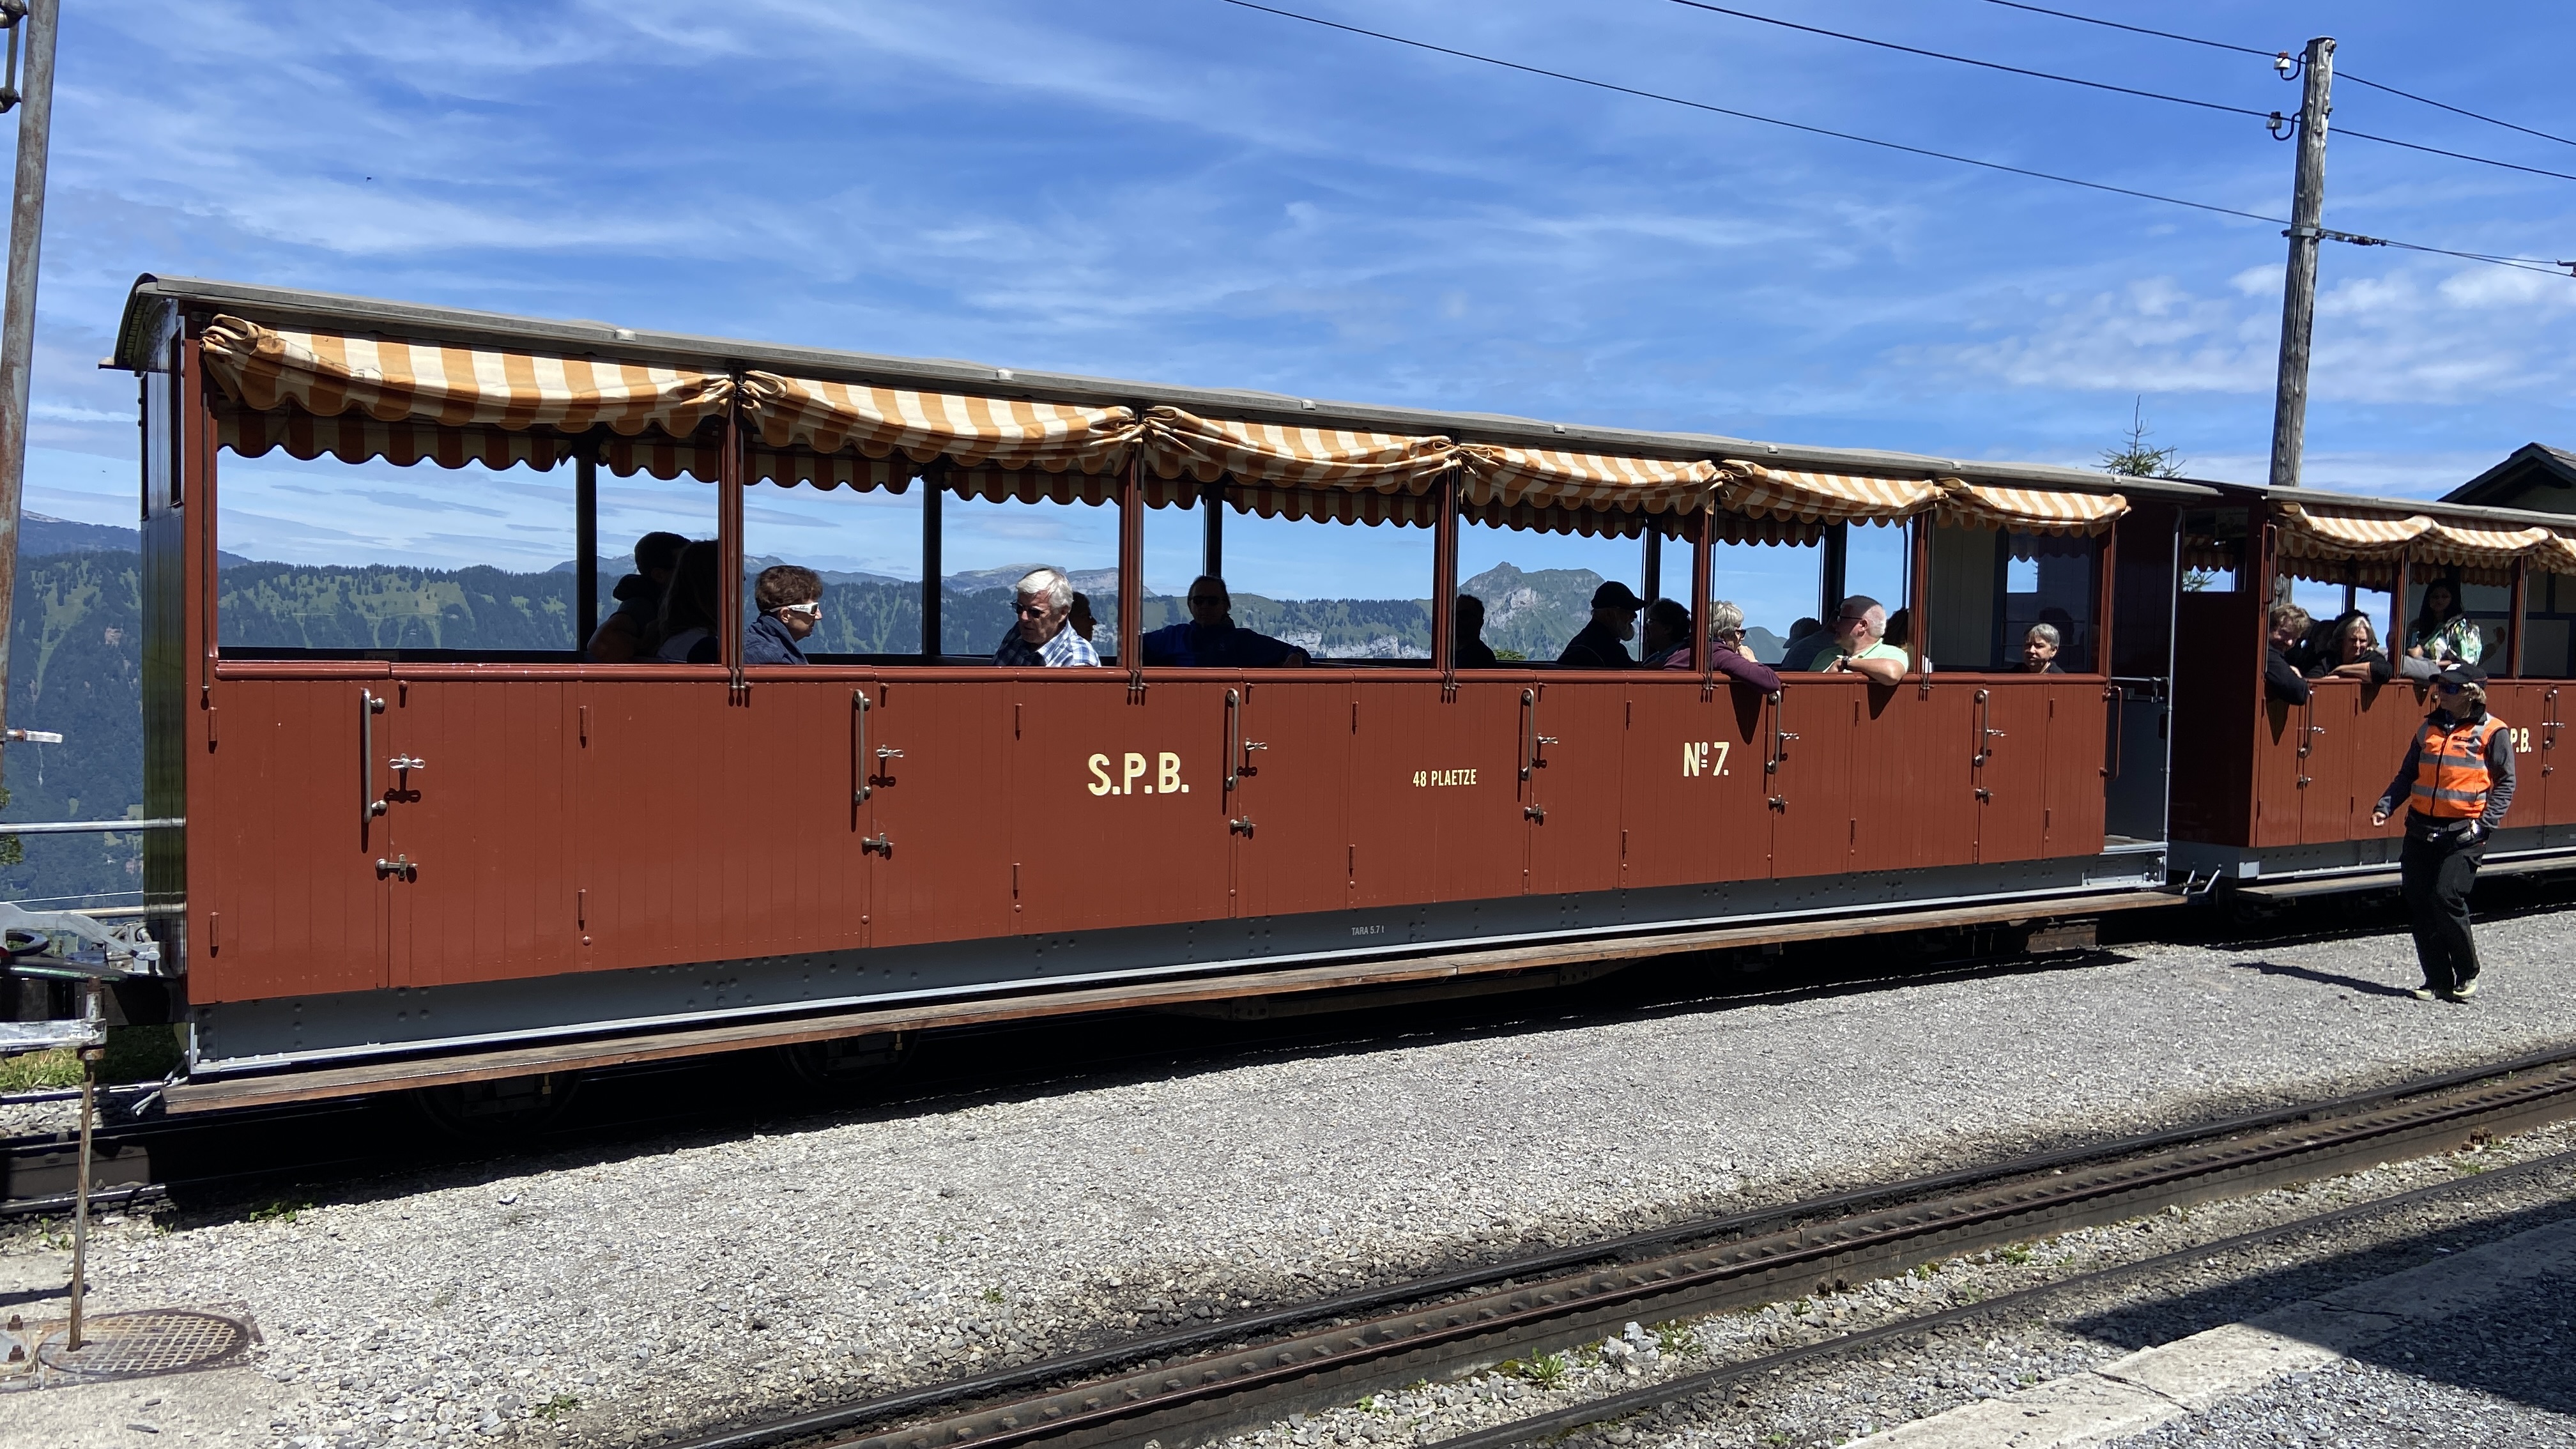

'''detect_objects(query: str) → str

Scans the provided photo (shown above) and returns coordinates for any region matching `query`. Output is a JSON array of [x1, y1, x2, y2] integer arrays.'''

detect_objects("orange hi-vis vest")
[[2411, 714, 2506, 820]]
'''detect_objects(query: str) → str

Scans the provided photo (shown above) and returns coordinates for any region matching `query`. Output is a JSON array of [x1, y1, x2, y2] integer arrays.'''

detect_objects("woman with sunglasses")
[[744, 564, 823, 664], [2372, 665, 2515, 1002]]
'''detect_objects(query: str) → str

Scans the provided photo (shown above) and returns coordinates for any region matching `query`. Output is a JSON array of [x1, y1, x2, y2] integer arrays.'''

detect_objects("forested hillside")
[[0, 542, 1616, 906]]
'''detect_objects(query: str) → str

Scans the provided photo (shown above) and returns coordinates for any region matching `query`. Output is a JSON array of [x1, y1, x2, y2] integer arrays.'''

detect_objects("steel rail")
[[1429, 1138, 2576, 1449], [666, 1045, 2576, 1449]]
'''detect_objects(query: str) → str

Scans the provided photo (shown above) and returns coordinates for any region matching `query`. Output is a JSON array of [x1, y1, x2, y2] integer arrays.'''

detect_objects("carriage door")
[[1767, 684, 1855, 880], [2250, 694, 2310, 848], [2541, 687, 2565, 828], [1972, 684, 2053, 863], [1519, 683, 1625, 899], [1224, 680, 1353, 921], [379, 677, 583, 992]]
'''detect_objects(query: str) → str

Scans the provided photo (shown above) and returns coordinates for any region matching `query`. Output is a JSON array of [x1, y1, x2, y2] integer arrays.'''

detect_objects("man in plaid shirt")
[[994, 567, 1102, 668]]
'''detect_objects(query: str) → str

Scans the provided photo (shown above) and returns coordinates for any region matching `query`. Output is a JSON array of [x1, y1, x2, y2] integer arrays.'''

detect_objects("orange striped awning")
[[739, 372, 1139, 475], [1457, 445, 1716, 516], [2276, 503, 2433, 560], [1937, 480, 2128, 535], [199, 315, 732, 441], [1716, 462, 1940, 526], [216, 400, 568, 473], [2416, 519, 2559, 571], [1140, 407, 1455, 489]]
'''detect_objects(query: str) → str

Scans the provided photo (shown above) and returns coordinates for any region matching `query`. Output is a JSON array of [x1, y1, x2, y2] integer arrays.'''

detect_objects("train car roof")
[[116, 273, 2216, 503], [2191, 477, 2576, 534]]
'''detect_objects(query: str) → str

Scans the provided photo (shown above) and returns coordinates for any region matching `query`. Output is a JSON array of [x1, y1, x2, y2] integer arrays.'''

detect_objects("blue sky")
[[12, 0, 2574, 628]]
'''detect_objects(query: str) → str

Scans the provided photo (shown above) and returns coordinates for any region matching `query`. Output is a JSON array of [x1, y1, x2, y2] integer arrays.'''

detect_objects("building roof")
[[2442, 442, 2576, 512]]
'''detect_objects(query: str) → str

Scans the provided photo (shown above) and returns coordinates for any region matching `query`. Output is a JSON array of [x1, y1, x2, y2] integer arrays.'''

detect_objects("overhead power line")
[[1671, 0, 2576, 185], [1980, 0, 2576, 151], [1210, 0, 2571, 277], [1661, 1, 2266, 121]]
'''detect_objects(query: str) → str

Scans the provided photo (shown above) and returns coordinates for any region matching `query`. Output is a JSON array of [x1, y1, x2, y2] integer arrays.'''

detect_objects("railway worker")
[[1455, 594, 1499, 668], [586, 530, 689, 662], [653, 540, 724, 664], [2019, 623, 2062, 673], [1558, 581, 1644, 667], [2405, 577, 2483, 667], [995, 567, 1101, 667], [2263, 603, 2313, 705], [1800, 595, 1906, 684], [1140, 576, 1309, 667], [744, 565, 821, 664], [1639, 598, 1692, 668], [1706, 600, 1783, 691], [2373, 665, 2515, 1002]]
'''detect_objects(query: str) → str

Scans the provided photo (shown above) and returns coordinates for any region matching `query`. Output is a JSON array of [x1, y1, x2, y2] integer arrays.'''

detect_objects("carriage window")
[[1708, 537, 1822, 664], [2527, 573, 2576, 678], [2180, 508, 2246, 592], [742, 475, 926, 658], [1926, 523, 2100, 671], [1144, 492, 1432, 663], [1456, 518, 1650, 664], [215, 450, 612, 657], [940, 493, 1122, 659], [2403, 578, 2514, 668]]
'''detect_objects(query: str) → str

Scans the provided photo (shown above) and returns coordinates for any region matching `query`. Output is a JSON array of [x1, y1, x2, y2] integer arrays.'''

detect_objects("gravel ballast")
[[3, 908, 2576, 1449]]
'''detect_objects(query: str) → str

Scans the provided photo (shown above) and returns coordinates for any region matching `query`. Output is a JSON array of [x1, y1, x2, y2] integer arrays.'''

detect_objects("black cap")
[[1834, 594, 1883, 622], [1591, 581, 1644, 612], [2435, 663, 2487, 689]]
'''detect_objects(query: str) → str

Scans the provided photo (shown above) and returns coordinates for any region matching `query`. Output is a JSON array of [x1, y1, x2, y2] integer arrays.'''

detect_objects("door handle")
[[1523, 804, 1545, 823], [361, 689, 387, 821], [1225, 689, 1243, 793], [876, 747, 905, 760], [860, 833, 894, 857], [852, 689, 871, 804], [388, 755, 426, 772], [1229, 817, 1256, 837], [374, 854, 417, 880]]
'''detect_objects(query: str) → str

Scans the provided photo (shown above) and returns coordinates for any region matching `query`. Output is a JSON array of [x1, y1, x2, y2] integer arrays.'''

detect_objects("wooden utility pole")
[[0, 0, 57, 772], [2266, 35, 2335, 490]]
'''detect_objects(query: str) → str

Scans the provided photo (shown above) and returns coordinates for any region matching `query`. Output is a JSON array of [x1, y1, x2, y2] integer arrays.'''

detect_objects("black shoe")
[[2411, 985, 2442, 1002], [2453, 979, 2480, 1000]]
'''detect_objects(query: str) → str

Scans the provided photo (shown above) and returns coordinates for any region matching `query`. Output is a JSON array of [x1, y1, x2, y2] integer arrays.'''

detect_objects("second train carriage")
[[90, 273, 2576, 1113]]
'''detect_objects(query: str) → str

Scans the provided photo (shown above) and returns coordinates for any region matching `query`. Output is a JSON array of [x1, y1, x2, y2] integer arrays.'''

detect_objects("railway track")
[[666, 1045, 2576, 1449]]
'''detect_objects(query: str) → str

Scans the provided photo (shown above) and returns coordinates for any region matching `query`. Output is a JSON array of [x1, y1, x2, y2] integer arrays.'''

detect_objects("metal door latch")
[[389, 755, 426, 774], [1522, 804, 1545, 823], [860, 834, 894, 857], [1229, 817, 1257, 837], [1975, 788, 1993, 802], [374, 854, 418, 880]]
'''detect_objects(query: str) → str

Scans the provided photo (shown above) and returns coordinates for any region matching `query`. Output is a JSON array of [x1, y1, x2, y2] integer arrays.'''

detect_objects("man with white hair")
[[1799, 594, 1907, 684], [993, 567, 1100, 668], [2019, 623, 2062, 673]]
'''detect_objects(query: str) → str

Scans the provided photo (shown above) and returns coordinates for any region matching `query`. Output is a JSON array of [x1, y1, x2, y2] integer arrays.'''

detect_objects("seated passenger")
[[654, 540, 723, 664], [2307, 610, 2395, 684], [745, 565, 820, 664], [1781, 616, 1824, 666], [1640, 598, 1691, 668], [1455, 594, 1498, 668], [1800, 595, 1907, 684], [2405, 577, 2482, 667], [1558, 581, 1644, 668], [995, 567, 1102, 667], [1067, 591, 1099, 646], [2265, 602, 2313, 704], [587, 530, 688, 663], [1140, 576, 1309, 667], [1706, 600, 1784, 691], [2019, 623, 2062, 673]]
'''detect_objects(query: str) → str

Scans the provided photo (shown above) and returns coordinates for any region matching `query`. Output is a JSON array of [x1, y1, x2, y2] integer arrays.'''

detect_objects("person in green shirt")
[[1801, 594, 1909, 684]]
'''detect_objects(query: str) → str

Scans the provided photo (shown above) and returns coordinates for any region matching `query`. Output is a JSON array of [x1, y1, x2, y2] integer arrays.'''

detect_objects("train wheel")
[[408, 1072, 581, 1141], [772, 1031, 911, 1093]]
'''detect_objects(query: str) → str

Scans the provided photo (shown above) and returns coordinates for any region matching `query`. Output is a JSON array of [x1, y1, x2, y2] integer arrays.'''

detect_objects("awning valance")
[[1717, 462, 1941, 526], [199, 315, 732, 440], [1457, 445, 1715, 515], [1937, 480, 2128, 535], [217, 401, 569, 473], [1140, 407, 1455, 489], [2277, 504, 2432, 560], [2417, 519, 2560, 571], [739, 372, 1138, 475]]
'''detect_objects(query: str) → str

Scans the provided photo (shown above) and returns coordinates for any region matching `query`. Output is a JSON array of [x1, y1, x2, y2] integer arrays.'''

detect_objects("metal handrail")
[[0, 818, 183, 834]]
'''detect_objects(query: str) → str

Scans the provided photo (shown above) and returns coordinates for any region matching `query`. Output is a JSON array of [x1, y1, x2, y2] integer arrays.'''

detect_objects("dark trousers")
[[2400, 825, 2487, 992]]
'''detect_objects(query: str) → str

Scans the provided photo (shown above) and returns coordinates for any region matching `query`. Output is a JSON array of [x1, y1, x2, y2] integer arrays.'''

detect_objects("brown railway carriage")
[[2168, 484, 2576, 896], [109, 275, 2202, 1111]]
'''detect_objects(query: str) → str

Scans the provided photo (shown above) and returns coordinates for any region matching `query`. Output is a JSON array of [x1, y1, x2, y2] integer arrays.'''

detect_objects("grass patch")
[[1651, 1321, 1701, 1358], [247, 1199, 313, 1225], [1513, 1353, 1569, 1388], [0, 1048, 79, 1092], [535, 1393, 581, 1420], [1998, 1243, 2035, 1267]]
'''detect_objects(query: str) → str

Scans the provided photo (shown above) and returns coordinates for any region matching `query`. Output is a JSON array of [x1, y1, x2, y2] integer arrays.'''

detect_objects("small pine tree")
[[2100, 397, 2184, 480]]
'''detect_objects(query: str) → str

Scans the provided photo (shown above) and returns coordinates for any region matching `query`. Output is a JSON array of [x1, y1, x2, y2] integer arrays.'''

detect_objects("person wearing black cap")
[[2372, 664, 2515, 1002], [1559, 581, 1644, 668]]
